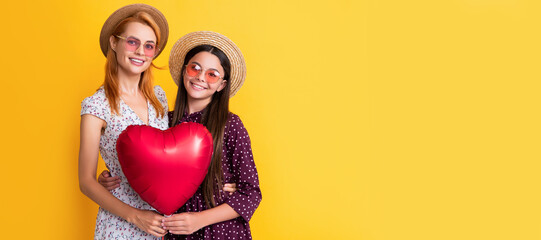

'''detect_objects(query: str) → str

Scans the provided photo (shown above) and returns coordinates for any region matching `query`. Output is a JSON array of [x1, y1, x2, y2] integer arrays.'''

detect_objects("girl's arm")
[[162, 203, 239, 235], [98, 170, 121, 190], [78, 114, 166, 237]]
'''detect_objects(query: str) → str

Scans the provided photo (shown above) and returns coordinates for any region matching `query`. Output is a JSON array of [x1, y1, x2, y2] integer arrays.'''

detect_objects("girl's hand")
[[162, 212, 205, 235], [128, 209, 167, 237], [223, 183, 237, 195], [97, 170, 120, 191]]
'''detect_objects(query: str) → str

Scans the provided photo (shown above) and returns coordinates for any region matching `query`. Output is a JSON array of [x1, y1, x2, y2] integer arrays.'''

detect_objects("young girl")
[[162, 31, 262, 239], [78, 4, 170, 239]]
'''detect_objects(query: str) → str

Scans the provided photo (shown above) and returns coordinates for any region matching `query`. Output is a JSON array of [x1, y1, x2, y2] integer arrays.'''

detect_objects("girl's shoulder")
[[223, 112, 252, 147], [226, 112, 242, 124], [225, 112, 248, 134]]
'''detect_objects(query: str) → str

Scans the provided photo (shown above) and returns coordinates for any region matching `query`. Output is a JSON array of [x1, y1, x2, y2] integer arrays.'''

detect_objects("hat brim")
[[169, 31, 246, 97], [100, 4, 169, 59]]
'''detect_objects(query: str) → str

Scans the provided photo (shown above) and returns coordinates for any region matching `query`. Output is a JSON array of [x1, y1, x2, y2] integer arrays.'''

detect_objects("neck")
[[118, 71, 142, 97], [187, 96, 212, 114]]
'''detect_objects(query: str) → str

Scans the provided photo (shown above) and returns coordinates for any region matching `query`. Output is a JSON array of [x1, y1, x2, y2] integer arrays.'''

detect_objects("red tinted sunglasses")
[[184, 63, 223, 83]]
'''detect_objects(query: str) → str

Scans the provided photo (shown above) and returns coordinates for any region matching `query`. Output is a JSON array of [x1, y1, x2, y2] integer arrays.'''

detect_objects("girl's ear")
[[109, 35, 117, 52], [216, 80, 227, 92]]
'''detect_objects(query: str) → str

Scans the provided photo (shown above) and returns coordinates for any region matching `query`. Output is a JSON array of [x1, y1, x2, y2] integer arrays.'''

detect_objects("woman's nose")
[[135, 44, 145, 56]]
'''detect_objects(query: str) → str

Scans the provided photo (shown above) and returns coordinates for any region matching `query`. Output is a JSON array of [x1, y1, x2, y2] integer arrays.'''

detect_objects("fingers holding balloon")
[[162, 212, 203, 235]]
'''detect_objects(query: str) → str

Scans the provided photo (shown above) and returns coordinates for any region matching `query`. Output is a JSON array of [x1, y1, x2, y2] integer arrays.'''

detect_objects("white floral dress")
[[81, 86, 169, 240]]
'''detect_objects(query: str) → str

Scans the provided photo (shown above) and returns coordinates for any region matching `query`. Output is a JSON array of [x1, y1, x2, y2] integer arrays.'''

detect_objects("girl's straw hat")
[[99, 4, 169, 58], [169, 31, 246, 97]]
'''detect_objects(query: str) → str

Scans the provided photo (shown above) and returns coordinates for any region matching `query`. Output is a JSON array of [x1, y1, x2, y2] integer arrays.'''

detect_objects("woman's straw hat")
[[99, 4, 169, 58], [169, 31, 246, 97]]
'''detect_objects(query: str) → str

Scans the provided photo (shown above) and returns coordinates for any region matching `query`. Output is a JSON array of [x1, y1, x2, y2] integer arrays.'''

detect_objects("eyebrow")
[[127, 36, 156, 44]]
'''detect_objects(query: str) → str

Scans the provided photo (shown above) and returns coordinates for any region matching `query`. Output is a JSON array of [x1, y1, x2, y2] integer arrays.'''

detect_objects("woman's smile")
[[129, 57, 146, 66]]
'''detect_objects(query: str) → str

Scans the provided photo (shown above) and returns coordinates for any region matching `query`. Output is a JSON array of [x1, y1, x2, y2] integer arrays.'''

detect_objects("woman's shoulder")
[[153, 85, 166, 97], [82, 87, 108, 106], [81, 87, 109, 118], [153, 85, 167, 104]]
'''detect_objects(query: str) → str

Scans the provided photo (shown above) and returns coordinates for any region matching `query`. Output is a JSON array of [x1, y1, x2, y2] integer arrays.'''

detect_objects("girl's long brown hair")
[[170, 45, 231, 208], [102, 12, 165, 118]]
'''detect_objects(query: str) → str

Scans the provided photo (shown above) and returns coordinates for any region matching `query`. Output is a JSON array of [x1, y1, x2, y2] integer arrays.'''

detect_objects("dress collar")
[[180, 109, 204, 123], [183, 110, 204, 118]]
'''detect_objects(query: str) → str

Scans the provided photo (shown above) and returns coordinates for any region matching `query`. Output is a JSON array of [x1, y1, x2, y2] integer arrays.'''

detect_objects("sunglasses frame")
[[115, 35, 159, 58]]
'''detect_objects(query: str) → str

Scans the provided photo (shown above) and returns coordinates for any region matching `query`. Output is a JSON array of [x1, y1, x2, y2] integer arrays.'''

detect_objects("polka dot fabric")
[[81, 86, 169, 240], [165, 111, 262, 240]]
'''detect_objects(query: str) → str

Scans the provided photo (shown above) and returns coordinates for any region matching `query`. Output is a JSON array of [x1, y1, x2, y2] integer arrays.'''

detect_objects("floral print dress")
[[80, 86, 169, 240]]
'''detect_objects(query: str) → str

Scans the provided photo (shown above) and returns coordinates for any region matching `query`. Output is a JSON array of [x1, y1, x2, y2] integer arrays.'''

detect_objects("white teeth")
[[130, 58, 143, 63], [192, 83, 204, 89]]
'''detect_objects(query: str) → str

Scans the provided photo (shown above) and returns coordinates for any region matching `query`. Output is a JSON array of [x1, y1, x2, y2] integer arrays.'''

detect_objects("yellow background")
[[1, 0, 540, 239]]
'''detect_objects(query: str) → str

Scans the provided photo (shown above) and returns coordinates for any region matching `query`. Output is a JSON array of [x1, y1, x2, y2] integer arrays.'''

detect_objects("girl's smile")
[[188, 81, 208, 91]]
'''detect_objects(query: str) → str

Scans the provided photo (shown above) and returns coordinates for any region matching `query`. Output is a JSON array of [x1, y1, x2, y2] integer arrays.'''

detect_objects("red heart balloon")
[[116, 122, 213, 215]]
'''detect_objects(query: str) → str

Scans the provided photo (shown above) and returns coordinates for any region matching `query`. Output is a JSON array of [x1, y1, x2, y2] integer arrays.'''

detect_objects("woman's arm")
[[161, 203, 239, 235], [78, 114, 166, 237]]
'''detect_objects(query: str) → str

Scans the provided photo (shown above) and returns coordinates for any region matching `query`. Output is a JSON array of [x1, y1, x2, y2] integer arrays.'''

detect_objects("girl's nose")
[[197, 73, 207, 82]]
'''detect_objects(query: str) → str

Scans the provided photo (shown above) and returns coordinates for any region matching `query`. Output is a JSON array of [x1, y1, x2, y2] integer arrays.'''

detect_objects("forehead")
[[122, 21, 157, 42], [189, 51, 224, 73]]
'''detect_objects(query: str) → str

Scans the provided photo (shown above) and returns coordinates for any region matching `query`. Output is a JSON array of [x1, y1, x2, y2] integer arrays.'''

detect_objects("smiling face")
[[183, 51, 228, 104], [110, 21, 157, 77]]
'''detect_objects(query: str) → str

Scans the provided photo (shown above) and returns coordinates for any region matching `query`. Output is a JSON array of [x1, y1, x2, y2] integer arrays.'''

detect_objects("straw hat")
[[169, 31, 246, 97], [99, 4, 169, 58]]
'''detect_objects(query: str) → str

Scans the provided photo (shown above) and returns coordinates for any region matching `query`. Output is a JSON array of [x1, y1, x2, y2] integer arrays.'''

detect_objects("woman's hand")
[[162, 212, 205, 235], [97, 170, 120, 191], [223, 183, 237, 195], [127, 209, 167, 237]]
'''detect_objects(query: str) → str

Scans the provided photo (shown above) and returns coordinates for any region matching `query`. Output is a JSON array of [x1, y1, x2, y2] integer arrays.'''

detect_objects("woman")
[[78, 4, 170, 239]]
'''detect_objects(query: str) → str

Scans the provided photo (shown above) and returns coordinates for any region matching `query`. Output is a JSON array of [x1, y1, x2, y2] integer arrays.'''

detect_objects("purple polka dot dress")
[[165, 111, 262, 240]]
